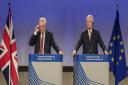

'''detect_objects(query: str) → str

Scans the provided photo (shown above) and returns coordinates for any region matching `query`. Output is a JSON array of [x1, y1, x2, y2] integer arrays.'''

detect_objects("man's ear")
[[92, 22, 94, 25]]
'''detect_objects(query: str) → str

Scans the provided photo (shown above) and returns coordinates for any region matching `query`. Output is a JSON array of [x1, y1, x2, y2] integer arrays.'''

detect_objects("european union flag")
[[108, 9, 127, 85]]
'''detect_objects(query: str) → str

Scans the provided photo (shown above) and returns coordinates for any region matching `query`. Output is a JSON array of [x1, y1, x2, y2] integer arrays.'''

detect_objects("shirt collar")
[[88, 29, 93, 33]]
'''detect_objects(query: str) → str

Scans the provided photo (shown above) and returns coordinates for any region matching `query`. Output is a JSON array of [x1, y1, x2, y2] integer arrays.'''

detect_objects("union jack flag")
[[0, 4, 19, 85]]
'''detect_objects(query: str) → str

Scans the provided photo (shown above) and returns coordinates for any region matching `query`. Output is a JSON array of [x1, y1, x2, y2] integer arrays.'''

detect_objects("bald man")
[[73, 15, 108, 55], [29, 17, 63, 54]]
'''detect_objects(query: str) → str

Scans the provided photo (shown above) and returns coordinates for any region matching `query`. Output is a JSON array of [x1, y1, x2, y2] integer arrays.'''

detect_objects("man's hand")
[[59, 51, 63, 54], [35, 25, 39, 33], [34, 25, 39, 35], [104, 50, 109, 55], [72, 50, 77, 56]]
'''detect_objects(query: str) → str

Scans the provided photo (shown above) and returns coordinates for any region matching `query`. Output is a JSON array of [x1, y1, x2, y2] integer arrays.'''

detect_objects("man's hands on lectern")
[[72, 50, 77, 56], [59, 51, 63, 54], [72, 50, 109, 56]]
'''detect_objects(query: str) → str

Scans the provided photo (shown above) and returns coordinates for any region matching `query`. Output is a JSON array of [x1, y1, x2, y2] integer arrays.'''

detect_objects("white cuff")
[[104, 50, 109, 55], [34, 31, 37, 35]]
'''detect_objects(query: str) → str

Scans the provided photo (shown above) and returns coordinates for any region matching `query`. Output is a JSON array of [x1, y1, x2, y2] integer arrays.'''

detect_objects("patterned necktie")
[[39, 32, 44, 54]]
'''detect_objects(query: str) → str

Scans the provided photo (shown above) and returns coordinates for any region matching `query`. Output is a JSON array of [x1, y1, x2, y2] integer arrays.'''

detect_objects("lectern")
[[29, 54, 63, 85], [74, 54, 109, 85]]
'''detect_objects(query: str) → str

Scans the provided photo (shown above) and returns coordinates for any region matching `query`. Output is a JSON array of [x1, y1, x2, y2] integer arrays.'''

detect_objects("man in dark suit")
[[29, 17, 63, 54], [73, 15, 108, 55]]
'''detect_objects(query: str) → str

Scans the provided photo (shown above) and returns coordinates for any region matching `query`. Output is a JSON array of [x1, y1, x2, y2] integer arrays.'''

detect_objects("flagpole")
[[8, 2, 11, 6], [115, 3, 118, 85], [116, 4, 119, 10], [8, 2, 11, 11], [115, 3, 119, 85]]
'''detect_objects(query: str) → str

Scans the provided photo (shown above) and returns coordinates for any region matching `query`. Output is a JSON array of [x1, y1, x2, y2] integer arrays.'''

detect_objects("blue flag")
[[108, 9, 127, 85]]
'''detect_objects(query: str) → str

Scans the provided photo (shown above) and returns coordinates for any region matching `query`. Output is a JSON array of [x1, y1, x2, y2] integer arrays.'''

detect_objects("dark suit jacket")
[[75, 29, 107, 54], [29, 30, 60, 54]]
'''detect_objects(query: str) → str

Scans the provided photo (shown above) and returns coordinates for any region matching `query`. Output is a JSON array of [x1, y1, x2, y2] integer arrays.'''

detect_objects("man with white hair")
[[73, 15, 108, 55], [29, 17, 63, 54]]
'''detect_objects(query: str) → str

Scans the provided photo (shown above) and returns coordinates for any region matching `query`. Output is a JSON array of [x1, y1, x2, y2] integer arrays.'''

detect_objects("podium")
[[73, 54, 109, 85], [29, 54, 63, 85]]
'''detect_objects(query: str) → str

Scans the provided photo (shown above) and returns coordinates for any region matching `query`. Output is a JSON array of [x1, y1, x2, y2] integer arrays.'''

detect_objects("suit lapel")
[[86, 29, 94, 42], [85, 30, 90, 42], [90, 29, 94, 42]]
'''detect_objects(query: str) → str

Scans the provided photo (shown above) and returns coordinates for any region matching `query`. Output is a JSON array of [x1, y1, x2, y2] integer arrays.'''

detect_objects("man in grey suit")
[[73, 15, 108, 55]]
